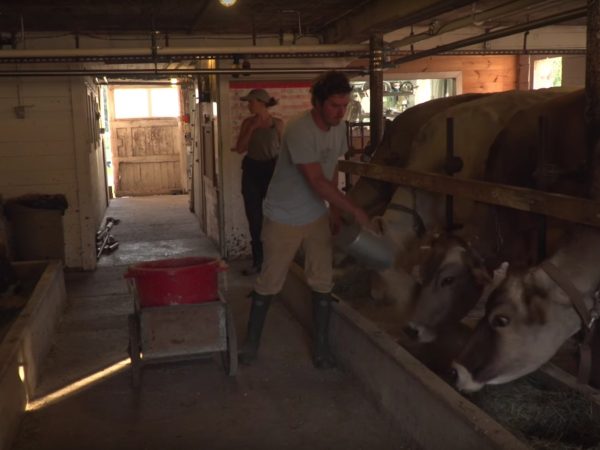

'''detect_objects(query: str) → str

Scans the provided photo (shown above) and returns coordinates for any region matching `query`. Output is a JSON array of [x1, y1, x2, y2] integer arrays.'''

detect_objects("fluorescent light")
[[219, 0, 237, 6]]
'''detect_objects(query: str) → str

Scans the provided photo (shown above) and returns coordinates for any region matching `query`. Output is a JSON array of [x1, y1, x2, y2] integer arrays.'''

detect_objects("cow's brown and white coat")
[[452, 226, 600, 392]]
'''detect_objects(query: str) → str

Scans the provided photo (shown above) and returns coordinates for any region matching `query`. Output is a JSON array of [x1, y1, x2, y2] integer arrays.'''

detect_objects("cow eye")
[[491, 315, 510, 328], [440, 276, 455, 287]]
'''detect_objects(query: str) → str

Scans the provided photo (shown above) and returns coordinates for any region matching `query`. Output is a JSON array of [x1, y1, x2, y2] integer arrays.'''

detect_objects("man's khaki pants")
[[254, 214, 333, 295]]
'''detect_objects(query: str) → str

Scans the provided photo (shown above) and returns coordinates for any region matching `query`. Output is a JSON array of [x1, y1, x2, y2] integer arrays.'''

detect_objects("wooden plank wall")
[[389, 55, 518, 93]]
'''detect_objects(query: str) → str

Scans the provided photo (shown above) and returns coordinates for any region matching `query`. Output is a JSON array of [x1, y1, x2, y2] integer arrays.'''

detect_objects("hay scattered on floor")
[[469, 375, 600, 449]]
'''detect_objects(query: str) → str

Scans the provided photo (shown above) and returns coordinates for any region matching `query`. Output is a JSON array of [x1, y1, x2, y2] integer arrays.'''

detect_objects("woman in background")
[[233, 89, 283, 275]]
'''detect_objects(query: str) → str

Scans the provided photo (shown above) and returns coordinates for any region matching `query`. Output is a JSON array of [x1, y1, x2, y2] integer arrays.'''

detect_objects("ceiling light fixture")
[[219, 0, 237, 7]]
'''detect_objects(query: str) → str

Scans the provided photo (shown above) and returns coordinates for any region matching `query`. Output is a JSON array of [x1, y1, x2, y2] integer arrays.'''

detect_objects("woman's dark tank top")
[[247, 124, 279, 161]]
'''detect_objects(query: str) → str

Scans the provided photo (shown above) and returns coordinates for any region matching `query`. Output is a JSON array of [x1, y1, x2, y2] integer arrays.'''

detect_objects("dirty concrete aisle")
[[11, 195, 410, 450]]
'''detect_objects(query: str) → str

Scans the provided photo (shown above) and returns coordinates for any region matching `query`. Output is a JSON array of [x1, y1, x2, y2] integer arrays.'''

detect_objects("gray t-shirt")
[[263, 111, 348, 225]]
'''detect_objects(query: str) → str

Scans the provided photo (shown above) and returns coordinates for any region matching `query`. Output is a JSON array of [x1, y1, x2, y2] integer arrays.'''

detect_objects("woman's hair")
[[310, 71, 353, 106], [265, 97, 278, 107]]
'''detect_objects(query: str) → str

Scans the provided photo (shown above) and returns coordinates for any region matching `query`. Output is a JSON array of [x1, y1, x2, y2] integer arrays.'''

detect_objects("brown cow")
[[406, 89, 586, 342], [365, 89, 565, 315], [346, 93, 487, 217], [452, 226, 600, 391]]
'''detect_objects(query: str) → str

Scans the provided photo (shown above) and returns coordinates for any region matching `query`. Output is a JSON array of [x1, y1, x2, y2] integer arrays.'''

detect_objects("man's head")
[[310, 71, 353, 128]]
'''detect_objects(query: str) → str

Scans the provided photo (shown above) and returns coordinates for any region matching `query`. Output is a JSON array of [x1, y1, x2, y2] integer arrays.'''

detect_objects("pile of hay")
[[469, 374, 600, 449]]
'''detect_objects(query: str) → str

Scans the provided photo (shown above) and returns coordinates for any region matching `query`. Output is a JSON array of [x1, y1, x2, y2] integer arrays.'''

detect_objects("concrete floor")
[[11, 195, 412, 450]]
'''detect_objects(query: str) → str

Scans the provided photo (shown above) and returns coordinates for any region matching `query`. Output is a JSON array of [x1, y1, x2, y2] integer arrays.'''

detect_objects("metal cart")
[[127, 286, 237, 387]]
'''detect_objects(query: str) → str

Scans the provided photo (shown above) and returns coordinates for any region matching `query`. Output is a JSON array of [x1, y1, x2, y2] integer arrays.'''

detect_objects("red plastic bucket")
[[124, 257, 224, 307]]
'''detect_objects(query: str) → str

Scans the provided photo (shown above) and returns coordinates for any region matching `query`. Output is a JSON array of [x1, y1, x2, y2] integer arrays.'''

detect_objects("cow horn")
[[491, 261, 510, 287]]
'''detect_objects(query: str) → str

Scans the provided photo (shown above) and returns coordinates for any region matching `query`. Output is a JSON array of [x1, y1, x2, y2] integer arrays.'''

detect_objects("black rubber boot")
[[312, 291, 336, 369], [239, 291, 272, 365]]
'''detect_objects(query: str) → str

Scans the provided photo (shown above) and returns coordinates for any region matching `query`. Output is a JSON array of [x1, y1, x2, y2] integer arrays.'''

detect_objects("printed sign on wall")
[[229, 81, 313, 139]]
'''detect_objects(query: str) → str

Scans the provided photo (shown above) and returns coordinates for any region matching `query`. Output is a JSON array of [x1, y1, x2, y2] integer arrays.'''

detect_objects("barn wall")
[[0, 26, 586, 264], [386, 55, 518, 93], [385, 25, 586, 52], [0, 77, 105, 269], [562, 55, 586, 88], [84, 82, 109, 244]]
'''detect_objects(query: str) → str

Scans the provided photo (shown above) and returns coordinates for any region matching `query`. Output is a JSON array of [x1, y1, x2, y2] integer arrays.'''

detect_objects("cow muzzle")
[[450, 362, 484, 392], [404, 322, 437, 343]]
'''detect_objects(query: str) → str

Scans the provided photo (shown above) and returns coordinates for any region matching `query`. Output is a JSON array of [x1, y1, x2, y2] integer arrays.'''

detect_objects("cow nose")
[[403, 324, 419, 340]]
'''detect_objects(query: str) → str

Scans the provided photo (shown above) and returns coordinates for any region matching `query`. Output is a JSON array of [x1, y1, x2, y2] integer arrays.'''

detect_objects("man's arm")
[[298, 162, 370, 228]]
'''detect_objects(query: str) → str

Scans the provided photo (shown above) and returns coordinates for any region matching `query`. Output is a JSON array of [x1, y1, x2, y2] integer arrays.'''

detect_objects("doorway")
[[102, 83, 188, 197]]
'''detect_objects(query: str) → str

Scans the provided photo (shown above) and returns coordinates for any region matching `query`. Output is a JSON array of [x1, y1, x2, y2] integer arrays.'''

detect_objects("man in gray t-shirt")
[[239, 71, 371, 369]]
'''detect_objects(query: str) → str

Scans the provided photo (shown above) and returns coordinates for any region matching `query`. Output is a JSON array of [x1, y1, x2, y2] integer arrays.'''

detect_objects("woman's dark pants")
[[241, 156, 276, 269]]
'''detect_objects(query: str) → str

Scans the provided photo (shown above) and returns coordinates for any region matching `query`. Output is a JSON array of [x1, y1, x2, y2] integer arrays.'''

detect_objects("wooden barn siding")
[[0, 78, 105, 269], [389, 55, 518, 93]]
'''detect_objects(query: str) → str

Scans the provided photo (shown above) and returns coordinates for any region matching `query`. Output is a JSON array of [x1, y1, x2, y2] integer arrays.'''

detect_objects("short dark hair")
[[310, 71, 353, 106]]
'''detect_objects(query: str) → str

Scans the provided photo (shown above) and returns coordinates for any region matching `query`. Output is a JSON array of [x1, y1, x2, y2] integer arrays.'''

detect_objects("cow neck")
[[385, 187, 426, 238], [539, 260, 600, 384]]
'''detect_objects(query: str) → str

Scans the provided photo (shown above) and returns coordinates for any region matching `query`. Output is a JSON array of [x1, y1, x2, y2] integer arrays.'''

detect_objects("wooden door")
[[111, 118, 183, 196]]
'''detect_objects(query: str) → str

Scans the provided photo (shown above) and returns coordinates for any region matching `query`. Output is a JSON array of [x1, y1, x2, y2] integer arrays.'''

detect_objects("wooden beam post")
[[369, 33, 384, 153], [586, 0, 600, 199]]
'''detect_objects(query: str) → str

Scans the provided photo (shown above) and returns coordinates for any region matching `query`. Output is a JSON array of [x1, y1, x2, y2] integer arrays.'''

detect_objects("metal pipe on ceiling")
[[387, 0, 554, 49], [0, 44, 369, 61], [0, 67, 368, 77], [388, 5, 587, 66], [389, 48, 586, 56]]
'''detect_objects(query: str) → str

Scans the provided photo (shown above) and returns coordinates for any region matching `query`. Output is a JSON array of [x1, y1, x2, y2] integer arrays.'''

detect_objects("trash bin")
[[5, 194, 68, 262]]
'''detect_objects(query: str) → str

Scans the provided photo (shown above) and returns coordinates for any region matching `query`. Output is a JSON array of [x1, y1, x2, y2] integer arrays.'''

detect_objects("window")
[[348, 77, 456, 122], [533, 57, 562, 89], [113, 87, 180, 119]]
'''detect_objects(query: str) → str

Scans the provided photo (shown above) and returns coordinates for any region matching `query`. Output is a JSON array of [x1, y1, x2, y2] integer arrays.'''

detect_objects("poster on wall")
[[229, 81, 313, 139]]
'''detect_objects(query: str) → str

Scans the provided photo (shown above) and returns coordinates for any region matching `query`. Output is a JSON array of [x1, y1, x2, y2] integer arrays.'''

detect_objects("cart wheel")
[[128, 314, 142, 387], [221, 304, 238, 376]]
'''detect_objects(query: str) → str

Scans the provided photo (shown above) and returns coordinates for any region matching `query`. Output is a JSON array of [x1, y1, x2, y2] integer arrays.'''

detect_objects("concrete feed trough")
[[281, 264, 600, 450], [0, 261, 66, 450]]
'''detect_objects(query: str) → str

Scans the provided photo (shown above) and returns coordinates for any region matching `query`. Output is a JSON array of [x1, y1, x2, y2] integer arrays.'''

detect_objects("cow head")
[[405, 234, 492, 343], [451, 265, 582, 392]]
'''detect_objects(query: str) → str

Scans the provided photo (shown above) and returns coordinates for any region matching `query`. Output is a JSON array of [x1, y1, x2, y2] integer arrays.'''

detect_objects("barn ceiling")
[[0, 0, 588, 45]]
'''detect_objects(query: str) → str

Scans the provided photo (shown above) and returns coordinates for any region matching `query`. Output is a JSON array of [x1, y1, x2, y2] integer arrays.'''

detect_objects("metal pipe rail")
[[338, 160, 600, 228], [0, 67, 368, 77]]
